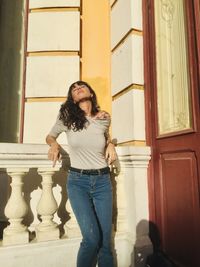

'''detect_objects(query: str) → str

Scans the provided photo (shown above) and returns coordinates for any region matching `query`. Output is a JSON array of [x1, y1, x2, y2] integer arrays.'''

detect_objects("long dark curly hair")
[[59, 81, 100, 131]]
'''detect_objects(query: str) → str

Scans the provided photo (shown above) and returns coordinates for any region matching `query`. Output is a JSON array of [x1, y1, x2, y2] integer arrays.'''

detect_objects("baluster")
[[35, 169, 59, 241], [64, 199, 81, 238], [3, 168, 29, 246]]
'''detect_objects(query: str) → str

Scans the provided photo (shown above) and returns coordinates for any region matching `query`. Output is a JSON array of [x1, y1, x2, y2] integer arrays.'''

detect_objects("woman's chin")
[[77, 96, 92, 103]]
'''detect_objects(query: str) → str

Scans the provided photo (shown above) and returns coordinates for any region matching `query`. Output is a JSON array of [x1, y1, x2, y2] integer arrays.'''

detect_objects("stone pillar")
[[116, 147, 153, 267], [115, 171, 128, 233], [64, 199, 81, 238], [3, 168, 29, 246], [35, 169, 59, 241]]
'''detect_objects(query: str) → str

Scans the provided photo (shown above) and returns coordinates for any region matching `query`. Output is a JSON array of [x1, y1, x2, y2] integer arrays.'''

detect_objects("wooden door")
[[143, 1, 200, 266]]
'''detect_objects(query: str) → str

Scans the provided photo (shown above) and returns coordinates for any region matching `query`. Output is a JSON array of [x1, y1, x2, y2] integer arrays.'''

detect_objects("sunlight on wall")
[[81, 0, 111, 114]]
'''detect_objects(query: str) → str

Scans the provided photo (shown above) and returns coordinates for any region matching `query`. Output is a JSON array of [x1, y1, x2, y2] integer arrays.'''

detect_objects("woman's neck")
[[79, 100, 92, 116]]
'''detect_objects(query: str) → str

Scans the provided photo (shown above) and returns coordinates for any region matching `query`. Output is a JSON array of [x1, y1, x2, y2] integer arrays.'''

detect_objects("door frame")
[[142, 0, 200, 222]]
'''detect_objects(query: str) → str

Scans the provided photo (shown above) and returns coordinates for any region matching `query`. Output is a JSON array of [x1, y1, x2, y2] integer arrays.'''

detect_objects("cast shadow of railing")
[[110, 155, 121, 267]]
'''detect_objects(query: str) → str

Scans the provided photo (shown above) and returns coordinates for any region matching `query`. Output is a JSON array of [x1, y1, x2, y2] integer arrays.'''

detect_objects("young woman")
[[46, 81, 117, 267]]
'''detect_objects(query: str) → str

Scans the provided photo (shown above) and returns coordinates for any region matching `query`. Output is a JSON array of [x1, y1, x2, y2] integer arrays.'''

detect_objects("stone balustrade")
[[0, 143, 152, 267], [0, 143, 73, 246]]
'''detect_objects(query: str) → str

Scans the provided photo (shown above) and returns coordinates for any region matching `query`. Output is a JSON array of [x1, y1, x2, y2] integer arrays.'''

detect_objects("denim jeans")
[[67, 170, 115, 267]]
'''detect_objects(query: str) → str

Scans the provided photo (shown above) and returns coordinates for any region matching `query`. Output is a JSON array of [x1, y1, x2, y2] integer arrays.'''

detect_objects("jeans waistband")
[[69, 166, 110, 175]]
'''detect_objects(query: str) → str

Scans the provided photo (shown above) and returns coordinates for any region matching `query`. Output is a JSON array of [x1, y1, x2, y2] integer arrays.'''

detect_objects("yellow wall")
[[81, 0, 111, 113]]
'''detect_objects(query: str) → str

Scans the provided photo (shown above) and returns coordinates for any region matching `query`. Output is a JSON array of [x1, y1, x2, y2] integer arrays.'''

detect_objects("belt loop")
[[98, 169, 100, 175], [81, 169, 83, 175]]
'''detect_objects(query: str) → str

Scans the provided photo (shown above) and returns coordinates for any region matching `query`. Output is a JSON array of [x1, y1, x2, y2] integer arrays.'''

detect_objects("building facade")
[[0, 1, 200, 267]]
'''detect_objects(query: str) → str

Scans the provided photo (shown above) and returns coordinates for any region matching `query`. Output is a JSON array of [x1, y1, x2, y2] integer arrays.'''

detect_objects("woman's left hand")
[[105, 143, 117, 165], [94, 111, 110, 119]]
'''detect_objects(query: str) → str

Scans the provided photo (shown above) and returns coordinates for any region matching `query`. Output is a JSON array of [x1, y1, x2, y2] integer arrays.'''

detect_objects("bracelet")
[[50, 142, 60, 149], [107, 140, 115, 146]]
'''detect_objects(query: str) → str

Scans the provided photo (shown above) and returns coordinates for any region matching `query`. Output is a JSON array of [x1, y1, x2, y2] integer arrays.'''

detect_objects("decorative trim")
[[111, 29, 143, 53], [161, 0, 175, 28], [115, 146, 151, 168], [27, 51, 79, 57], [112, 84, 144, 101], [117, 140, 146, 146], [29, 7, 80, 13], [20, 0, 29, 143], [25, 97, 66, 102]]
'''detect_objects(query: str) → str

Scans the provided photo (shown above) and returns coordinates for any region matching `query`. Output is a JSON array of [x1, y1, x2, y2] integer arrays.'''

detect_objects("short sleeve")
[[48, 115, 67, 138], [95, 113, 111, 138]]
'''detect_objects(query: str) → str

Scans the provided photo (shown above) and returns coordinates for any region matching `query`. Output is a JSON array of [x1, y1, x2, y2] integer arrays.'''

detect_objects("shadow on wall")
[[144, 221, 178, 267], [110, 158, 120, 267], [127, 220, 180, 267], [22, 167, 70, 240], [128, 220, 153, 267], [128, 220, 174, 267], [110, 160, 120, 232], [0, 170, 9, 239]]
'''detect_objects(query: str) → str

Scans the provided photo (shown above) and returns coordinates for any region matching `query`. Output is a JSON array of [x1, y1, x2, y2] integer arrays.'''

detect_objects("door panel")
[[159, 152, 199, 266]]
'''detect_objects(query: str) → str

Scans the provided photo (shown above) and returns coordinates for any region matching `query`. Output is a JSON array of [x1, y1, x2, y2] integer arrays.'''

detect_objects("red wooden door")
[[143, 1, 200, 266]]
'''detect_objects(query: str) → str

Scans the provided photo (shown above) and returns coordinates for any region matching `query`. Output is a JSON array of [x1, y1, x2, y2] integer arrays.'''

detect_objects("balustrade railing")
[[0, 143, 81, 246]]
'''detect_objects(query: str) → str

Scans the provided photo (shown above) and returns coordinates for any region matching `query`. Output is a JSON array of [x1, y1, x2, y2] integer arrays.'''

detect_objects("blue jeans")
[[67, 170, 115, 267]]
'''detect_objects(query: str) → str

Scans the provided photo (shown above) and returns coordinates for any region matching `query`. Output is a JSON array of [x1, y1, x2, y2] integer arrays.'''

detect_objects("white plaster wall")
[[123, 165, 149, 235], [27, 12, 80, 51], [132, 167, 149, 226], [23, 102, 68, 144], [120, 167, 136, 236], [29, 0, 80, 8], [25, 56, 79, 97], [111, 0, 142, 48], [112, 90, 145, 143], [112, 34, 144, 95], [115, 236, 134, 267]]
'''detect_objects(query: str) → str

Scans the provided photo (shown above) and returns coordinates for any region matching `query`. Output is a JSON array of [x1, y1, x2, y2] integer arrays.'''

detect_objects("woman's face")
[[71, 83, 93, 103]]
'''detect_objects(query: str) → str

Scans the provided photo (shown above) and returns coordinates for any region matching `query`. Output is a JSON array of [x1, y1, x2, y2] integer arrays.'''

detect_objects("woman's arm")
[[93, 110, 117, 164], [46, 135, 61, 167], [105, 132, 117, 165]]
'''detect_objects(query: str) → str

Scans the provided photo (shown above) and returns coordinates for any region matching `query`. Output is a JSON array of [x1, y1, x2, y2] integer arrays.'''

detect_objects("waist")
[[69, 166, 110, 175]]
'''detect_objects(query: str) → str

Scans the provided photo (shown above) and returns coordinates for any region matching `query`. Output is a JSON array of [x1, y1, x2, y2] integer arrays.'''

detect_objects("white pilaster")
[[115, 170, 128, 233], [116, 146, 153, 267]]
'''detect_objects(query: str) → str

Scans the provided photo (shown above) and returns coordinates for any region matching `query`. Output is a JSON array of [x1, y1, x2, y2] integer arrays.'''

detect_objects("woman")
[[46, 81, 117, 267]]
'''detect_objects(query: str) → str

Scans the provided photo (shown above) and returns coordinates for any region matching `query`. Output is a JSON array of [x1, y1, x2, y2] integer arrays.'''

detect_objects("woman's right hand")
[[48, 143, 61, 167]]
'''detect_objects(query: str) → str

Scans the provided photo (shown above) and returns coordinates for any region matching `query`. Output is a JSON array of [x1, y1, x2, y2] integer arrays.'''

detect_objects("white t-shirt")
[[49, 115, 110, 169]]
